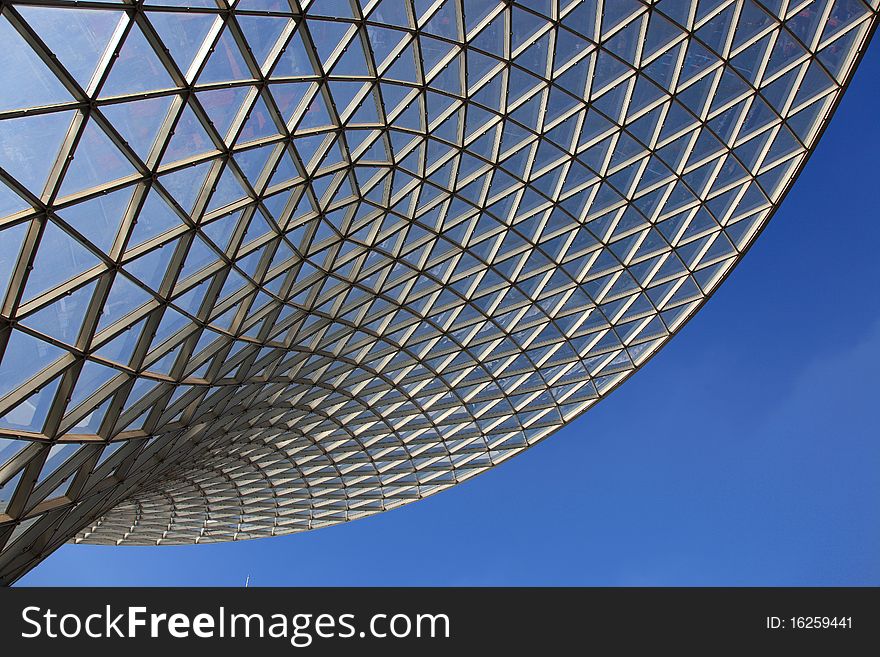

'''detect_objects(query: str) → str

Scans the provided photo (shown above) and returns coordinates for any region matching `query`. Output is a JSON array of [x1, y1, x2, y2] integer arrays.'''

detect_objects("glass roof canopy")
[[0, 0, 875, 582]]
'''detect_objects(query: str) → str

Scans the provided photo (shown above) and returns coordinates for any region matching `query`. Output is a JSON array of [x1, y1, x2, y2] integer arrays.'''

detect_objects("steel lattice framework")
[[0, 0, 875, 584]]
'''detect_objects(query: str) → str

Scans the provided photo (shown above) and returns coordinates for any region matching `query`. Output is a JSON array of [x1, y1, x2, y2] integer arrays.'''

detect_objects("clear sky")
[[18, 37, 880, 587]]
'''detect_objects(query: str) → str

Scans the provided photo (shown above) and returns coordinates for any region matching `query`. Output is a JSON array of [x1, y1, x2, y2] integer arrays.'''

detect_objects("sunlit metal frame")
[[0, 0, 876, 584]]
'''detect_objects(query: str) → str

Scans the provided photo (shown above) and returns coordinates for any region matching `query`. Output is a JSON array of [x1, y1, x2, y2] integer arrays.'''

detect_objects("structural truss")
[[0, 0, 876, 583]]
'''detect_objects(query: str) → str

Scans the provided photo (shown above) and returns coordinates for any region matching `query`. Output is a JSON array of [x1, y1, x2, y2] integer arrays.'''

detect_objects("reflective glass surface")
[[0, 0, 876, 575]]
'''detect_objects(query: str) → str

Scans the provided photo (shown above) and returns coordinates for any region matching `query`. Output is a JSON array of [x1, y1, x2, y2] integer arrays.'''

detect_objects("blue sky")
[[19, 38, 880, 587]]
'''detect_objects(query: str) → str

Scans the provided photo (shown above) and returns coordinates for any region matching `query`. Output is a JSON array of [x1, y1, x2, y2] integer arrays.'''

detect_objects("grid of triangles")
[[0, 0, 876, 575]]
